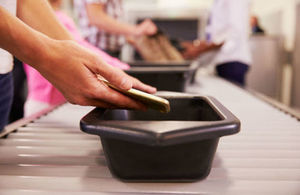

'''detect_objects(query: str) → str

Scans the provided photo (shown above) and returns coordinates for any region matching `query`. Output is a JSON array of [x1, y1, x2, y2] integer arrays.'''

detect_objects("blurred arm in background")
[[181, 40, 223, 60], [86, 2, 157, 37]]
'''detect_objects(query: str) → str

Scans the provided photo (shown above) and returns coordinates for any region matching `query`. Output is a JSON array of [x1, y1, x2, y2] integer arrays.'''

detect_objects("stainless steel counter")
[[0, 75, 299, 194]]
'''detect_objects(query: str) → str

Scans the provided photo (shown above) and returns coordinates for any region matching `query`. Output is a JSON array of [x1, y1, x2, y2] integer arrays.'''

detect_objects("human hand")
[[35, 40, 156, 110], [135, 19, 157, 36], [181, 41, 203, 60], [181, 40, 224, 60]]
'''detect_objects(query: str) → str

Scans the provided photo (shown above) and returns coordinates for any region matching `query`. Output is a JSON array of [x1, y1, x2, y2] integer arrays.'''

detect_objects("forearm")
[[17, 0, 73, 40], [0, 6, 56, 68], [94, 13, 136, 35], [86, 3, 136, 36]]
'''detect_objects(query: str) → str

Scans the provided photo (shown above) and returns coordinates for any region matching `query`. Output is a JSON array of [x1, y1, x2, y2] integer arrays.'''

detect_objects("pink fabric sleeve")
[[24, 65, 66, 105]]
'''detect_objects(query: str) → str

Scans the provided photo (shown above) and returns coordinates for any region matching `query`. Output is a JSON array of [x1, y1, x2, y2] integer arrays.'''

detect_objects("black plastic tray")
[[125, 64, 197, 92], [80, 95, 240, 181], [127, 61, 192, 68]]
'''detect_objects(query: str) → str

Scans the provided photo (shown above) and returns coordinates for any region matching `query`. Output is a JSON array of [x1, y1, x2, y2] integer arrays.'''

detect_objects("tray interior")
[[101, 98, 222, 121]]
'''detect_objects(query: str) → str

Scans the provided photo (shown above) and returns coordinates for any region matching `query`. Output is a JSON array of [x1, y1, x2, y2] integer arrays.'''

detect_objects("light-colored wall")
[[251, 0, 297, 51]]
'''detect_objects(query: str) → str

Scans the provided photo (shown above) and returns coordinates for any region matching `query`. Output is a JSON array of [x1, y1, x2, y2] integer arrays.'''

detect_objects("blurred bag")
[[156, 33, 184, 62], [132, 35, 168, 62], [130, 31, 184, 62]]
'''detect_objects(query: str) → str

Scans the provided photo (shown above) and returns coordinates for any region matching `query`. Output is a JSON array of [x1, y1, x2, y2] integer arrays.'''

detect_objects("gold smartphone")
[[98, 76, 170, 113]]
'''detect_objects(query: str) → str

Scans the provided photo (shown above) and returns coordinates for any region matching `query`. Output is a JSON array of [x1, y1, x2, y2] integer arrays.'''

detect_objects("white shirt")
[[206, 0, 252, 65], [0, 0, 17, 74]]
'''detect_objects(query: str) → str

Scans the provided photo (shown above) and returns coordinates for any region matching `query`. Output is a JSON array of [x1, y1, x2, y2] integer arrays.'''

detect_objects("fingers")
[[130, 76, 157, 94], [104, 67, 132, 90], [143, 19, 157, 35], [181, 41, 193, 48], [126, 35, 136, 45], [92, 80, 147, 110], [135, 19, 157, 37], [88, 53, 156, 94], [83, 51, 156, 110], [86, 56, 133, 91], [64, 68, 147, 111], [43, 41, 150, 111]]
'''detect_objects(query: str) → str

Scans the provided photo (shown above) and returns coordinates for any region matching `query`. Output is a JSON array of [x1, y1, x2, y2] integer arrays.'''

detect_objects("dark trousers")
[[0, 72, 13, 132], [9, 57, 27, 123], [216, 61, 249, 86]]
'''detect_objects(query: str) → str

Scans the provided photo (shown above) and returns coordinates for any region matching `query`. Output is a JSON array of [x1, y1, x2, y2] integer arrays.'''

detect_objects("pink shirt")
[[25, 11, 129, 105]]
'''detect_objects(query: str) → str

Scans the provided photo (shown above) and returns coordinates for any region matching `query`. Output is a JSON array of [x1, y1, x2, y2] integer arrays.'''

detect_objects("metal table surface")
[[0, 75, 300, 195]]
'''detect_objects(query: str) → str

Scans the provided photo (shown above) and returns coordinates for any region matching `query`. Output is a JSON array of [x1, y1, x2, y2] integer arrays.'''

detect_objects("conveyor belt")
[[0, 75, 300, 195]]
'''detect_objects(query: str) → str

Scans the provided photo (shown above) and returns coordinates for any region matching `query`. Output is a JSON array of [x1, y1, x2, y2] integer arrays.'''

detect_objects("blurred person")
[[74, 0, 157, 58], [24, 0, 131, 116], [0, 0, 156, 132], [250, 15, 265, 34], [206, 0, 252, 86]]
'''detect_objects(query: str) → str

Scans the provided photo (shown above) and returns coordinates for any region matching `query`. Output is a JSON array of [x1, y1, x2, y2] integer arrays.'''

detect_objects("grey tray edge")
[[80, 96, 240, 146]]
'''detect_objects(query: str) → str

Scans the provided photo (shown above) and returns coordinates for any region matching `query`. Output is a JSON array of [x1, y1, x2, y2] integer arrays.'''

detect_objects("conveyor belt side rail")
[[249, 90, 300, 121], [222, 77, 300, 121], [0, 103, 65, 138]]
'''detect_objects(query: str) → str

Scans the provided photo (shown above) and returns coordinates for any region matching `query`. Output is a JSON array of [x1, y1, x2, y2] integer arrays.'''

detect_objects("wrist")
[[30, 36, 63, 71]]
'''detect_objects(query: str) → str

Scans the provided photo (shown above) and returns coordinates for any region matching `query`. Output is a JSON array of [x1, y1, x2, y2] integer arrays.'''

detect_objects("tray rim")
[[80, 95, 240, 146]]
